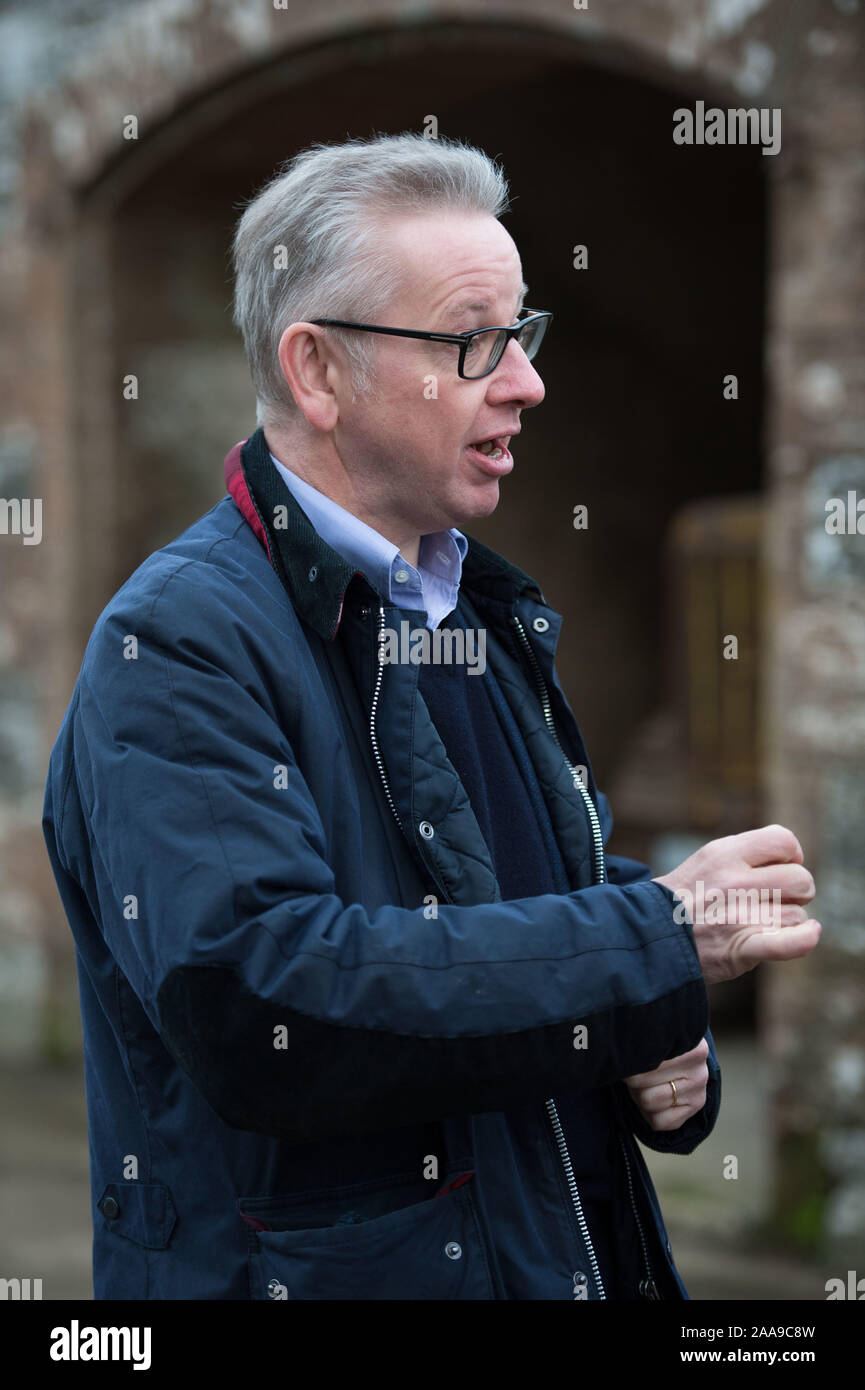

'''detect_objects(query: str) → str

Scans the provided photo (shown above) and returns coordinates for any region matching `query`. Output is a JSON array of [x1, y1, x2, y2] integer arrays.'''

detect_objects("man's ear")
[[277, 323, 342, 432]]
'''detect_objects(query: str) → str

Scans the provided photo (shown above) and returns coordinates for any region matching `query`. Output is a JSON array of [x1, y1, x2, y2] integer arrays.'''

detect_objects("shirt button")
[[394, 569, 410, 583], [102, 1197, 120, 1220]]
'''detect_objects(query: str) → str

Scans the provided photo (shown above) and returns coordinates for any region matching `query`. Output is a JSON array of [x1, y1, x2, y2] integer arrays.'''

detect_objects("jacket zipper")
[[369, 605, 405, 836], [510, 613, 660, 1301]]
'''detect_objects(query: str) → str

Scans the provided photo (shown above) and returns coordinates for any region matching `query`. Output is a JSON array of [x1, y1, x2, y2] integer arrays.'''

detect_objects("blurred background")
[[0, 0, 863, 1298]]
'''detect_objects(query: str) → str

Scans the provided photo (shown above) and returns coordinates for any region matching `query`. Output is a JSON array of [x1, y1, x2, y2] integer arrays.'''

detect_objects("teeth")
[[477, 440, 503, 457]]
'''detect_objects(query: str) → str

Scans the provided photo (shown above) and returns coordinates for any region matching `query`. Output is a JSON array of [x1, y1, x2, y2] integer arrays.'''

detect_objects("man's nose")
[[486, 339, 545, 407]]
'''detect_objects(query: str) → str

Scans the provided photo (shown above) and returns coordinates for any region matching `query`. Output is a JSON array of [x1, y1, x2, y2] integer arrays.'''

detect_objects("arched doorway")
[[71, 18, 768, 803]]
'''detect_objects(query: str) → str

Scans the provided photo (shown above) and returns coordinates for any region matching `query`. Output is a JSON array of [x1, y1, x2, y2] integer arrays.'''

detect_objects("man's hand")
[[623, 1040, 710, 1132], [653, 824, 821, 985]]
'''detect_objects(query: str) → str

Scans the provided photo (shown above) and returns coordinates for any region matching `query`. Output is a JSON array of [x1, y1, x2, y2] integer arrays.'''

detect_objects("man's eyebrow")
[[442, 281, 529, 326], [444, 300, 492, 322]]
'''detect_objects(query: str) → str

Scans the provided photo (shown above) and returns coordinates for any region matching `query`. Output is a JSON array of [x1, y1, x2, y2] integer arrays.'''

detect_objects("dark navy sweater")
[[417, 601, 642, 1299]]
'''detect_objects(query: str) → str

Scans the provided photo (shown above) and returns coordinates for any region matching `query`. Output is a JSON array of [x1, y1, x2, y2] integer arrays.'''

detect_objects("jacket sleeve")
[[49, 561, 712, 1147], [595, 790, 722, 1151]]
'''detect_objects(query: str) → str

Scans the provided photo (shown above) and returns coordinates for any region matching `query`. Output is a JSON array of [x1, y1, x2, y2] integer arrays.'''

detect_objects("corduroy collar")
[[224, 426, 545, 641]]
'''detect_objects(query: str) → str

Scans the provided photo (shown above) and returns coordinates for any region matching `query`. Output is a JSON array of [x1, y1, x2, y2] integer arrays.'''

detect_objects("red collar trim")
[[224, 438, 275, 566]]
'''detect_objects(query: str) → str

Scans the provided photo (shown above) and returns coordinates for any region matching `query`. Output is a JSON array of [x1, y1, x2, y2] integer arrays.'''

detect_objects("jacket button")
[[419, 821, 435, 840], [102, 1197, 119, 1220], [308, 565, 318, 582], [531, 616, 550, 633], [444, 1242, 462, 1260]]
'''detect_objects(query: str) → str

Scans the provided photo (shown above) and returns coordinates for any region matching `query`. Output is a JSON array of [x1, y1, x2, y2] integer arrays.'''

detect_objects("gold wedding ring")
[[669, 1079, 679, 1107]]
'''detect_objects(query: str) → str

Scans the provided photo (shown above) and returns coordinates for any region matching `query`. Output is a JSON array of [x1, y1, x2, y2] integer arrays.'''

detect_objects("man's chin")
[[445, 480, 502, 528], [412, 464, 507, 534], [470, 479, 503, 514]]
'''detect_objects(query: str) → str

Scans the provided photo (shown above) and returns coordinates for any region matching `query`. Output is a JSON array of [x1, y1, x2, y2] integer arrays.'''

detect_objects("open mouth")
[[465, 435, 513, 472]]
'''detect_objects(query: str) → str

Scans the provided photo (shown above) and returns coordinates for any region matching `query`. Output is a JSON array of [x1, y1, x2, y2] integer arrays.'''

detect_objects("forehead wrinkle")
[[439, 278, 529, 327]]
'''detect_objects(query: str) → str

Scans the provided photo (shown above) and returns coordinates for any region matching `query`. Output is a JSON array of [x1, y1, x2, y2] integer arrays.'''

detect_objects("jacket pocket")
[[238, 1174, 494, 1300], [96, 1182, 177, 1249]]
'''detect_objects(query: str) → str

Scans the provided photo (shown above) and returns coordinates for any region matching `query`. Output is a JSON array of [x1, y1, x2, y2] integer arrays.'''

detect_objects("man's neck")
[[264, 423, 421, 569]]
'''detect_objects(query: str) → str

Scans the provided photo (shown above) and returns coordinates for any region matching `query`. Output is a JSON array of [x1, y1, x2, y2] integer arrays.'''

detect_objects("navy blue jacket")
[[42, 427, 721, 1300]]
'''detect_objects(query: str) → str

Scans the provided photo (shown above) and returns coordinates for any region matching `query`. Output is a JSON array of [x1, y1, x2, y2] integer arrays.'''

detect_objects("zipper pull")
[[573, 1271, 588, 1300], [639, 1278, 662, 1300]]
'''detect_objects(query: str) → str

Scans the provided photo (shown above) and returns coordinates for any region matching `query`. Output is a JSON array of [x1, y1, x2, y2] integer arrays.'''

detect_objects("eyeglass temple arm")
[[311, 312, 550, 344], [311, 320, 463, 345]]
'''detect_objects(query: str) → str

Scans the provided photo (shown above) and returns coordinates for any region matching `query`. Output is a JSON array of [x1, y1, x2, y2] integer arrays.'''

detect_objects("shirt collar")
[[269, 450, 467, 623], [225, 429, 546, 642]]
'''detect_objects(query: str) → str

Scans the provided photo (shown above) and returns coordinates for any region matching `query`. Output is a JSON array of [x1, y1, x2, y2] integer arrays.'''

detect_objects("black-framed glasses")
[[309, 308, 552, 380]]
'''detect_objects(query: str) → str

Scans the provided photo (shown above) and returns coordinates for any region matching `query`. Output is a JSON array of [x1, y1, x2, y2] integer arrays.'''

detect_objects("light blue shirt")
[[269, 452, 467, 631]]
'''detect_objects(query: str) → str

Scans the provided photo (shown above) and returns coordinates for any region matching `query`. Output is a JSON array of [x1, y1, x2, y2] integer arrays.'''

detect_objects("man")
[[43, 133, 820, 1301]]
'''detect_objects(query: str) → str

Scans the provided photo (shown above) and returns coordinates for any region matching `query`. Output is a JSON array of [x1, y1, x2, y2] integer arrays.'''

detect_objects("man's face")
[[330, 210, 545, 542]]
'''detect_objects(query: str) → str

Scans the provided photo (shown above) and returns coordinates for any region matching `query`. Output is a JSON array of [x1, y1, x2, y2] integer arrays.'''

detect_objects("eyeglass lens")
[[462, 317, 548, 378]]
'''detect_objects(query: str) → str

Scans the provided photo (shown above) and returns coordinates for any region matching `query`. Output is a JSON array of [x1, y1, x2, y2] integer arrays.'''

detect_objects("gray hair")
[[231, 132, 511, 426]]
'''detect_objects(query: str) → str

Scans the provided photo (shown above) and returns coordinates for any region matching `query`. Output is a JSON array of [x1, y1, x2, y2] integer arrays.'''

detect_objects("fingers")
[[623, 1038, 712, 1130], [739, 918, 822, 967], [661, 828, 815, 916], [723, 867, 817, 911], [743, 862, 815, 903], [632, 1069, 709, 1130], [691, 869, 815, 922], [682, 826, 820, 984], [648, 1096, 706, 1131], [769, 903, 810, 928], [736, 824, 804, 868]]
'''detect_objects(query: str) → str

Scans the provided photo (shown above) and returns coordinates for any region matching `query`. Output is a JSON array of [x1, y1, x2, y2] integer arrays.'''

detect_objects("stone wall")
[[762, 3, 865, 1264]]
